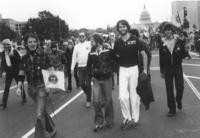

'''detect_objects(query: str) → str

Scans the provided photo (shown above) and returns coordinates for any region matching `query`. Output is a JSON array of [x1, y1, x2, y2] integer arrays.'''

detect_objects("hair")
[[68, 39, 74, 45], [130, 29, 140, 38], [51, 41, 57, 49], [91, 33, 103, 45], [23, 33, 39, 46], [163, 23, 174, 32], [116, 19, 130, 32]]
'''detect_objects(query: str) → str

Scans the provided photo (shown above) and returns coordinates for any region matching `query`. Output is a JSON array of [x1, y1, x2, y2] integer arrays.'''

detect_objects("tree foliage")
[[22, 10, 69, 42], [0, 22, 17, 41]]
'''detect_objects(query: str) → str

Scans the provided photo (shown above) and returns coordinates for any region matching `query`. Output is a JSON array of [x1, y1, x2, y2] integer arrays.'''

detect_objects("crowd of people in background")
[[0, 19, 199, 137]]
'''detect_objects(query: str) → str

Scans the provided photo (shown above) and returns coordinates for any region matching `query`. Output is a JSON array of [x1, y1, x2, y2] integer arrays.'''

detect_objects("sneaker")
[[93, 124, 103, 132], [0, 104, 7, 110], [86, 102, 91, 108], [167, 110, 176, 117], [66, 90, 72, 93], [130, 120, 139, 128], [120, 119, 132, 130], [105, 122, 113, 128], [177, 102, 182, 110]]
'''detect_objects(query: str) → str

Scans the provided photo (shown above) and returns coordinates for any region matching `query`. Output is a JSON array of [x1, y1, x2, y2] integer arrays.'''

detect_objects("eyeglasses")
[[79, 35, 85, 38], [3, 44, 11, 46]]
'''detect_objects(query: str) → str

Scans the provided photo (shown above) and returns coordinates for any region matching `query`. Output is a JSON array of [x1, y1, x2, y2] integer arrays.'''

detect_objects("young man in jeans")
[[87, 33, 115, 132], [71, 32, 92, 107]]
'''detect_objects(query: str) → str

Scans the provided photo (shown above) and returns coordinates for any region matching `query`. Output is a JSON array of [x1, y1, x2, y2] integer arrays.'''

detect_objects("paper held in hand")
[[42, 69, 65, 91]]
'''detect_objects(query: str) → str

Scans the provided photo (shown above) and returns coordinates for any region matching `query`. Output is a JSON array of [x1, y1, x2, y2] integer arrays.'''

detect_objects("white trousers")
[[119, 66, 140, 122]]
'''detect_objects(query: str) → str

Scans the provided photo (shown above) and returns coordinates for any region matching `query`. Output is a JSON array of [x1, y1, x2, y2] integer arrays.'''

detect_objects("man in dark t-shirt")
[[113, 20, 148, 130]]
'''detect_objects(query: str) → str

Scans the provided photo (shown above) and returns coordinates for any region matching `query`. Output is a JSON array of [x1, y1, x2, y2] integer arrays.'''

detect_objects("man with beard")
[[71, 32, 92, 108], [113, 20, 148, 130], [16, 33, 56, 138], [87, 33, 115, 132]]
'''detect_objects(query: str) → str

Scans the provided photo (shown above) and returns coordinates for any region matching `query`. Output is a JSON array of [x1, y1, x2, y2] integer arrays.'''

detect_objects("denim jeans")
[[92, 77, 113, 125], [2, 73, 26, 107], [78, 67, 92, 102], [28, 84, 56, 138], [66, 64, 79, 90]]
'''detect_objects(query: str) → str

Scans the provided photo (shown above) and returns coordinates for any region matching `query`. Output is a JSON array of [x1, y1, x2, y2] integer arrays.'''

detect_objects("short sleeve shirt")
[[114, 35, 145, 67]]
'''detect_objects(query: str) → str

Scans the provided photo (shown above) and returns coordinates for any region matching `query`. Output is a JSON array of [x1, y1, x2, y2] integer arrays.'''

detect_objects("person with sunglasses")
[[71, 32, 92, 108]]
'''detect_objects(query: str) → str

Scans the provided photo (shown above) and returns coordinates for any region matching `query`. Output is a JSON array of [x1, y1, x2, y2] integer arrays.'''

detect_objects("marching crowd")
[[0, 19, 193, 137]]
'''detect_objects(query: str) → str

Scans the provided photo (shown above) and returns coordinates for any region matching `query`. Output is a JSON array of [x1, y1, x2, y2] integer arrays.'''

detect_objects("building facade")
[[131, 5, 160, 33], [0, 14, 26, 35], [172, 1, 200, 31]]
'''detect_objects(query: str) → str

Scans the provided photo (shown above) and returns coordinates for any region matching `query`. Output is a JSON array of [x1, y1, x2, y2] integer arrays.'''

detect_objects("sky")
[[0, 0, 174, 29]]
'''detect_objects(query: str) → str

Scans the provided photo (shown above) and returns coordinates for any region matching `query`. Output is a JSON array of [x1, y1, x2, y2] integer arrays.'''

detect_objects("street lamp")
[[183, 7, 189, 29]]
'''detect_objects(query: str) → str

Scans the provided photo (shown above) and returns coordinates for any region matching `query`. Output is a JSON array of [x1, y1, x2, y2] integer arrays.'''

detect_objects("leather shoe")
[[167, 110, 176, 117], [177, 102, 182, 110], [0, 104, 6, 110]]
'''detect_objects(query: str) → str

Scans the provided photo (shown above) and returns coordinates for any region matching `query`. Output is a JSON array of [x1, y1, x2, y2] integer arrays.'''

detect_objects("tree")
[[0, 22, 17, 41], [22, 10, 69, 42]]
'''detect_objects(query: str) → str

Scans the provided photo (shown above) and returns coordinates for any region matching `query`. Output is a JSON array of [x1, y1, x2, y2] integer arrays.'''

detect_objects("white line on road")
[[184, 74, 200, 100], [152, 55, 159, 57], [185, 75, 200, 80], [190, 52, 199, 57], [150, 67, 160, 70], [0, 85, 17, 94], [182, 63, 200, 67], [0, 82, 27, 94], [21, 90, 83, 138]]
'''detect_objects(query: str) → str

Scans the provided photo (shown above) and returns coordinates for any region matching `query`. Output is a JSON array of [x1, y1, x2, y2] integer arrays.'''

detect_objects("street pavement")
[[0, 51, 200, 138]]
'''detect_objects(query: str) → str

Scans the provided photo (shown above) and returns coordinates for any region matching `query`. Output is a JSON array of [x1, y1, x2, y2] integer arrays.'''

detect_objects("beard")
[[119, 30, 128, 36]]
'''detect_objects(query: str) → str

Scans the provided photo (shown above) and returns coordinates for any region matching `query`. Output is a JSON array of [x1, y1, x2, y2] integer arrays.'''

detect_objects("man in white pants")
[[114, 20, 148, 130]]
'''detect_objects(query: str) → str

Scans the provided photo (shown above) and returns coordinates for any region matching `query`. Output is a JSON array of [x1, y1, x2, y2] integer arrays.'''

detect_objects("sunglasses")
[[79, 35, 85, 38]]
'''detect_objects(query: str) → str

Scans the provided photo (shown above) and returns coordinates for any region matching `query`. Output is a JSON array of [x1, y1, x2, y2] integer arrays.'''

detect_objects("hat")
[[2, 39, 11, 45]]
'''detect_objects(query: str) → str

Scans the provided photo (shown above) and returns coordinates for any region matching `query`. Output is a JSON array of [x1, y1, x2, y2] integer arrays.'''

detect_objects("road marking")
[[21, 90, 83, 138], [182, 63, 200, 67], [150, 67, 159, 70], [152, 55, 159, 57], [186, 75, 200, 80], [0, 85, 17, 94], [184, 74, 200, 100], [190, 51, 199, 57], [0, 82, 27, 94]]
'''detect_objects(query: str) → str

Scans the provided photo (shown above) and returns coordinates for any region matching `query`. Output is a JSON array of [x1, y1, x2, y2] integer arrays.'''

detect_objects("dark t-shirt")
[[114, 35, 145, 67]]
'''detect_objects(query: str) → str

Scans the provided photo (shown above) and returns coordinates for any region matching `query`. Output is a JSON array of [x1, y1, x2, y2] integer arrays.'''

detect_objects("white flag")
[[42, 69, 65, 91]]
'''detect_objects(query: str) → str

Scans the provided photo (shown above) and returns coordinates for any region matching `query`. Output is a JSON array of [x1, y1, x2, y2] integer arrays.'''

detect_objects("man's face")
[[79, 33, 86, 43], [118, 23, 128, 36], [3, 43, 11, 52], [51, 46, 57, 52], [27, 37, 37, 51], [68, 43, 73, 49], [164, 29, 173, 38], [109, 34, 115, 42]]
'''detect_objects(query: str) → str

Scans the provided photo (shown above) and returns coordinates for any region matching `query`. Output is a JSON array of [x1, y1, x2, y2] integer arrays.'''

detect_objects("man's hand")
[[161, 73, 165, 79], [140, 71, 148, 81], [16, 87, 22, 96], [45, 88, 51, 93]]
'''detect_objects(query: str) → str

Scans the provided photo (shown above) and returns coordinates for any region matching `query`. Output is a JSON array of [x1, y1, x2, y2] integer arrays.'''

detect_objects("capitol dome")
[[140, 5, 151, 24]]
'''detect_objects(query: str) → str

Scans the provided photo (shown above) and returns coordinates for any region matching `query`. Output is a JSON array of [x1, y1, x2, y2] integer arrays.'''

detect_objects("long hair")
[[23, 33, 39, 47], [116, 19, 130, 32], [92, 33, 103, 45]]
